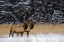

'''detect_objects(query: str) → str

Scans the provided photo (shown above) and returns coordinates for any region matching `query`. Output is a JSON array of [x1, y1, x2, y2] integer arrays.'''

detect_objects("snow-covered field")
[[0, 33, 64, 42]]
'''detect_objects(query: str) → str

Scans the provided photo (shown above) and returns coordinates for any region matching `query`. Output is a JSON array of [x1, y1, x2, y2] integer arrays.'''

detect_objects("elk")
[[9, 19, 28, 37], [9, 19, 35, 37]]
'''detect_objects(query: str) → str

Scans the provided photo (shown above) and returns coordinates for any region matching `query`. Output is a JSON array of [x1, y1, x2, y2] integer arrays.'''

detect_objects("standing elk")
[[9, 19, 35, 37], [9, 19, 28, 37]]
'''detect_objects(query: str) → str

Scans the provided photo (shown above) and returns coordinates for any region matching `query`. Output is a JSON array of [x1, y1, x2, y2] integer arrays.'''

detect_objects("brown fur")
[[29, 20, 35, 30], [24, 20, 35, 37], [9, 20, 28, 37], [9, 19, 35, 37]]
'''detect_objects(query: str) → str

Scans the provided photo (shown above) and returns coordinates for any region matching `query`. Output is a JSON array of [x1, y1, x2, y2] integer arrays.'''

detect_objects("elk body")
[[9, 20, 35, 37], [9, 19, 28, 37], [9, 24, 24, 37]]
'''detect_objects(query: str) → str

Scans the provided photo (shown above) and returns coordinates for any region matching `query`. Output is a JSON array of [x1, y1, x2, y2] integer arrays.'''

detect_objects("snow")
[[1, 3, 12, 6], [0, 33, 64, 42], [0, 1, 5, 2], [18, 2, 29, 5]]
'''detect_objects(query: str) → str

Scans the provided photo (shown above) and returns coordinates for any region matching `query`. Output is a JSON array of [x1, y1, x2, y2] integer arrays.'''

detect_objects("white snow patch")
[[0, 33, 64, 42]]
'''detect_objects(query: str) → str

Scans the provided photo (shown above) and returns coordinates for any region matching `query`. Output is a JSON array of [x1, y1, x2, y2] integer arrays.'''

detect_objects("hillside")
[[0, 24, 64, 35]]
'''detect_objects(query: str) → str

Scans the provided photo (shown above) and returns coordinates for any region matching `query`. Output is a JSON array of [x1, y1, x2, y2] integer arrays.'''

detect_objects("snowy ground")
[[0, 33, 64, 42]]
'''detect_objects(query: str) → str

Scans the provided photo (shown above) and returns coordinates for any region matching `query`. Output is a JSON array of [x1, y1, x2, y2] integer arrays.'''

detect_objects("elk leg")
[[21, 32, 23, 37], [9, 32, 11, 37], [9, 31, 12, 37], [12, 32, 14, 37], [9, 33, 11, 37], [27, 31, 29, 37]]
